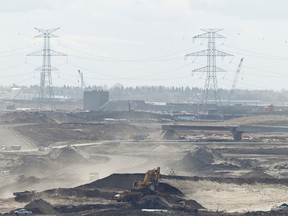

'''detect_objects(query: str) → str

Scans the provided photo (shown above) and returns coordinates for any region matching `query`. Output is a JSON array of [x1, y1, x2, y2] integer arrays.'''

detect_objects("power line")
[[0, 62, 26, 72], [59, 43, 202, 62], [68, 54, 183, 62], [0, 46, 32, 54], [223, 44, 288, 61], [66, 61, 193, 81]]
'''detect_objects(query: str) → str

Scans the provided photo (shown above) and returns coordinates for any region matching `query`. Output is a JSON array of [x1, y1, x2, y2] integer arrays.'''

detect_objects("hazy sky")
[[0, 0, 288, 90]]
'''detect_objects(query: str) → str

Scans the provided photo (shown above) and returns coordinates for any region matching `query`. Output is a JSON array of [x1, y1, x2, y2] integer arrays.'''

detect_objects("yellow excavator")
[[133, 167, 160, 191], [114, 167, 161, 202]]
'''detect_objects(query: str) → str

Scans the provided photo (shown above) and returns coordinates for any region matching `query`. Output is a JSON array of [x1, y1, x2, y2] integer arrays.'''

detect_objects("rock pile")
[[179, 146, 222, 171], [48, 146, 89, 164], [24, 198, 58, 215]]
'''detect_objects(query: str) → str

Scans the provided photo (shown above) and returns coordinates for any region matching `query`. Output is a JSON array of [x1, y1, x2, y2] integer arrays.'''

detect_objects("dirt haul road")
[[0, 125, 35, 150]]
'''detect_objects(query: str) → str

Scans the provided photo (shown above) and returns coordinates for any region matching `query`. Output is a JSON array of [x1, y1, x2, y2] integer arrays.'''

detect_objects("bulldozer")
[[114, 167, 160, 202]]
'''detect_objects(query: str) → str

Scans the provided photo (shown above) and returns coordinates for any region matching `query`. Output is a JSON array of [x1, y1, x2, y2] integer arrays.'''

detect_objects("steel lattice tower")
[[27, 28, 66, 110], [185, 29, 232, 107]]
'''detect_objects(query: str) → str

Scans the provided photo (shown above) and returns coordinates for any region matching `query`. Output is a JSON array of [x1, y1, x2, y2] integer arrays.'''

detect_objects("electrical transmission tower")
[[185, 29, 232, 108], [27, 28, 67, 110]]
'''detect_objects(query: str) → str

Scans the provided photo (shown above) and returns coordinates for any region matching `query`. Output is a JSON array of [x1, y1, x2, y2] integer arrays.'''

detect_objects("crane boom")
[[231, 58, 244, 92], [228, 58, 244, 104], [78, 70, 86, 90]]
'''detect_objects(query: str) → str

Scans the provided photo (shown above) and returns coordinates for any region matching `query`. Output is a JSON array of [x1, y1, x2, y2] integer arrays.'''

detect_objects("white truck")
[[14, 208, 32, 214]]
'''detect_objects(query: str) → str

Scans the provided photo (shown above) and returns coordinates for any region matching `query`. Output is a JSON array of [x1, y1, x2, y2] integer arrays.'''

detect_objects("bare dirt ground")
[[0, 111, 288, 215]]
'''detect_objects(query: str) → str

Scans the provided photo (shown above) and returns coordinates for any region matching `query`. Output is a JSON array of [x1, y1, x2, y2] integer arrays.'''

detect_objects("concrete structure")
[[83, 90, 109, 111], [162, 125, 288, 141]]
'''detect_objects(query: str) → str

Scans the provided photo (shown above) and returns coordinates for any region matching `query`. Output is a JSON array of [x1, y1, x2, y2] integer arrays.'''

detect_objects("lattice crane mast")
[[78, 70, 86, 90], [229, 58, 244, 100]]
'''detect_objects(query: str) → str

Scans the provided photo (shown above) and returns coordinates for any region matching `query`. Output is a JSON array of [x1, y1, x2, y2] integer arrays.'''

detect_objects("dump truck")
[[13, 190, 36, 202]]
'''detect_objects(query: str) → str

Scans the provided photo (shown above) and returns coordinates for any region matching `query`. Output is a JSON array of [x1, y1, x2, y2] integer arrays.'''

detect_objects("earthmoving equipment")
[[133, 167, 160, 192], [228, 57, 244, 103], [13, 190, 36, 202], [114, 190, 143, 202], [114, 167, 161, 202]]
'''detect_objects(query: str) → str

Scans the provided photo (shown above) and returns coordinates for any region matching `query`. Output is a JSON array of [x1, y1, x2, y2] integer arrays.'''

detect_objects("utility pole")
[[27, 28, 66, 110], [185, 29, 232, 108]]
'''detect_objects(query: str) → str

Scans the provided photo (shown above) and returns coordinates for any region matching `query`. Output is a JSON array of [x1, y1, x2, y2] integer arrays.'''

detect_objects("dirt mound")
[[153, 145, 178, 152], [78, 174, 183, 196], [178, 146, 222, 171], [43, 187, 114, 200], [48, 146, 89, 164], [157, 182, 183, 196], [78, 173, 145, 190], [136, 195, 171, 209], [24, 198, 58, 215], [230, 158, 258, 169]]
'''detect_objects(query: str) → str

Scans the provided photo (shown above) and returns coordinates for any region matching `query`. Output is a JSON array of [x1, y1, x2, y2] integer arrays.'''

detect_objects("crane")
[[228, 58, 244, 103], [78, 70, 86, 90]]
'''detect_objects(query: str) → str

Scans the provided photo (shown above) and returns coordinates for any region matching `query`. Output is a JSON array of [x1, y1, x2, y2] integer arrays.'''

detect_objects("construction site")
[[0, 109, 287, 215], [1, 3, 288, 214]]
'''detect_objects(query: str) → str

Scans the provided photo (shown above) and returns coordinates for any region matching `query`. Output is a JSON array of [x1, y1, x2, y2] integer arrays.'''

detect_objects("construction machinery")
[[13, 190, 37, 202], [114, 167, 161, 202], [228, 57, 244, 103], [133, 167, 160, 192]]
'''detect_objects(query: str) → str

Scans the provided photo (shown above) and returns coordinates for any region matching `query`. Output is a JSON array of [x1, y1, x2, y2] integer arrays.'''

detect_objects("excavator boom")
[[133, 167, 160, 190], [116, 167, 161, 202]]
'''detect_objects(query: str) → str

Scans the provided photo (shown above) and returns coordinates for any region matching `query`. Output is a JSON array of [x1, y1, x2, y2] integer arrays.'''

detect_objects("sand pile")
[[25, 198, 58, 215], [79, 173, 145, 190], [153, 145, 178, 152], [178, 146, 223, 171], [48, 146, 89, 164]]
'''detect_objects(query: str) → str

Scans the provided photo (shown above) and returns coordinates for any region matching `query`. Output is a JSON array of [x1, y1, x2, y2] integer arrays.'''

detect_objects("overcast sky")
[[0, 0, 288, 90]]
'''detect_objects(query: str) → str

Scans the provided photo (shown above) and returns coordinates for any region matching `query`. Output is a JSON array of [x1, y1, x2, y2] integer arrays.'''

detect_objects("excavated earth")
[[0, 111, 288, 215]]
